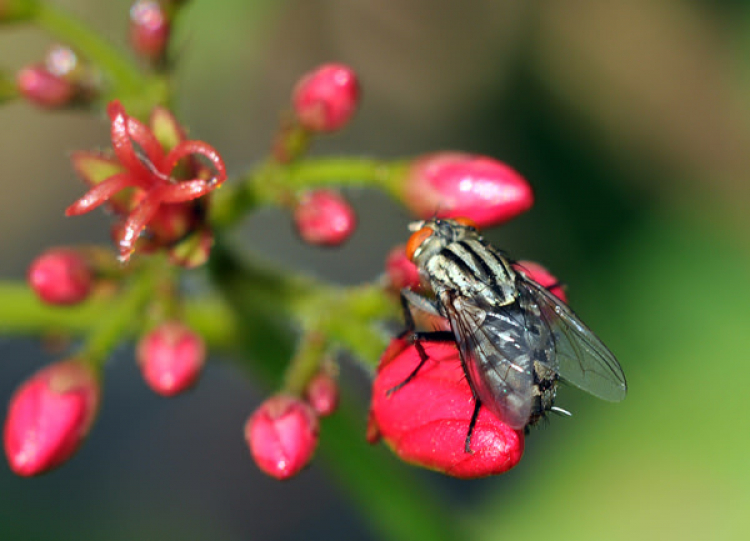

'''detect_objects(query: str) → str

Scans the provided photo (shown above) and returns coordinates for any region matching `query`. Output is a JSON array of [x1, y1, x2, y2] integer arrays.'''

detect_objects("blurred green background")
[[2, 1, 750, 540]]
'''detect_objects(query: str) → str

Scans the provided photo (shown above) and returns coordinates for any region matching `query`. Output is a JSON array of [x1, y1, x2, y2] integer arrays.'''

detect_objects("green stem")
[[0, 281, 238, 352], [282, 331, 327, 395], [33, 2, 145, 94], [211, 157, 409, 230], [77, 264, 156, 365]]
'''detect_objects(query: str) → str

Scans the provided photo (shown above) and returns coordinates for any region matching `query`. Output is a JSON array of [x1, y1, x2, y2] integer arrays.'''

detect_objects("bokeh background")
[[2, 1, 750, 539]]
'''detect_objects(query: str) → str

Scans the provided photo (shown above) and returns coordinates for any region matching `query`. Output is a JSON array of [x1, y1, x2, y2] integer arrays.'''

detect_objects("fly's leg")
[[395, 291, 481, 455], [465, 399, 482, 454], [387, 292, 454, 395]]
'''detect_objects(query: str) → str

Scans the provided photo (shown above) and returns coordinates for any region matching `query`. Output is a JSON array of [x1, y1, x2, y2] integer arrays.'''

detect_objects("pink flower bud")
[[292, 63, 360, 132], [368, 340, 524, 479], [129, 0, 170, 61], [27, 248, 93, 305], [385, 244, 422, 291], [16, 64, 74, 108], [513, 260, 567, 303], [4, 359, 101, 476], [305, 372, 338, 417], [293, 190, 356, 246], [402, 152, 534, 228], [137, 321, 206, 396], [245, 395, 319, 480]]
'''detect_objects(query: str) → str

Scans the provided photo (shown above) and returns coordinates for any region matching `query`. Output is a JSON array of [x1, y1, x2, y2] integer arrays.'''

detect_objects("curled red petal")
[[65, 173, 139, 216], [117, 194, 162, 260], [162, 140, 227, 188], [156, 180, 212, 203], [107, 101, 163, 186]]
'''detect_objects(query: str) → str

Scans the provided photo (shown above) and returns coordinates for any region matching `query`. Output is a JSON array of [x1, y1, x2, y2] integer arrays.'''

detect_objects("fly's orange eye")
[[453, 217, 478, 230], [405, 226, 434, 262]]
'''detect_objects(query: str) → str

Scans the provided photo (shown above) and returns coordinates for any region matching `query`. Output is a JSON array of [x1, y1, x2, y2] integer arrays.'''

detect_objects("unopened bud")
[[137, 321, 206, 396], [402, 152, 534, 228], [129, 0, 171, 61], [304, 372, 338, 417], [4, 359, 101, 476], [244, 395, 319, 480], [293, 190, 356, 246], [385, 244, 421, 292], [27, 248, 93, 305], [368, 340, 524, 479], [292, 63, 360, 132], [16, 64, 74, 108]]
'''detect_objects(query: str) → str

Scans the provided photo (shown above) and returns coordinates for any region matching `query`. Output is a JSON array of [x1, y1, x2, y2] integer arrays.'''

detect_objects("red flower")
[[402, 152, 534, 228], [4, 359, 101, 476], [65, 100, 226, 261], [368, 339, 524, 479]]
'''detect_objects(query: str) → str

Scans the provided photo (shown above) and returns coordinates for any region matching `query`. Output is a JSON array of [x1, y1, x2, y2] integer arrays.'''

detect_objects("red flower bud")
[[402, 153, 534, 228], [245, 395, 319, 480], [369, 340, 524, 479], [385, 244, 421, 291], [16, 64, 74, 108], [292, 63, 360, 132], [129, 0, 171, 61], [136, 321, 206, 396], [305, 372, 339, 417], [27, 248, 93, 305], [4, 359, 101, 476], [293, 190, 356, 246], [513, 260, 567, 303]]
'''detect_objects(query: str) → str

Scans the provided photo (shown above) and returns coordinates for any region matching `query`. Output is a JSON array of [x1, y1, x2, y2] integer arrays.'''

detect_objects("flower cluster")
[[3, 7, 562, 483]]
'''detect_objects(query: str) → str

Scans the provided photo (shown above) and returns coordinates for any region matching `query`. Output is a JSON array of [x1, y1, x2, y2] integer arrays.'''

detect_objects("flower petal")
[[117, 194, 162, 260], [162, 140, 227, 188], [107, 100, 164, 185], [65, 172, 139, 216], [156, 180, 213, 203]]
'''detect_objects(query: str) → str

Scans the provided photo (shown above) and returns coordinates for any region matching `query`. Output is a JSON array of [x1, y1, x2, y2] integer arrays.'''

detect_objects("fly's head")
[[405, 217, 480, 268]]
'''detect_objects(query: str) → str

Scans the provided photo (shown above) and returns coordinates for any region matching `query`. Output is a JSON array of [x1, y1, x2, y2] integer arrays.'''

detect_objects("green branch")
[[211, 157, 409, 230]]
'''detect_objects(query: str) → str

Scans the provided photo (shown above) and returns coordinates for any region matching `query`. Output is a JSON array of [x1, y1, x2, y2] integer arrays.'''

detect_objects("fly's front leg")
[[387, 291, 454, 395]]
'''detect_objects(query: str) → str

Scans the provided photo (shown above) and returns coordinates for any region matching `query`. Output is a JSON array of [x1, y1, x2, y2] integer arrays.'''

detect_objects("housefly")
[[396, 217, 627, 452]]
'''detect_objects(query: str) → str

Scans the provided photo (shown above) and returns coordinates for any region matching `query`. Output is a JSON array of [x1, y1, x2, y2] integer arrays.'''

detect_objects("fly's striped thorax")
[[422, 237, 518, 306]]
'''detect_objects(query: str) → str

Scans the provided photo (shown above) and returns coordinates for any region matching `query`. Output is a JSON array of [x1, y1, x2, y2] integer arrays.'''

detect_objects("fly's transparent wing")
[[441, 291, 538, 430], [516, 277, 627, 402]]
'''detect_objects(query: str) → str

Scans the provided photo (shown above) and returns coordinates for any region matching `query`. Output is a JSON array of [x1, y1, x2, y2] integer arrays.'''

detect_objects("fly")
[[394, 217, 627, 452]]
